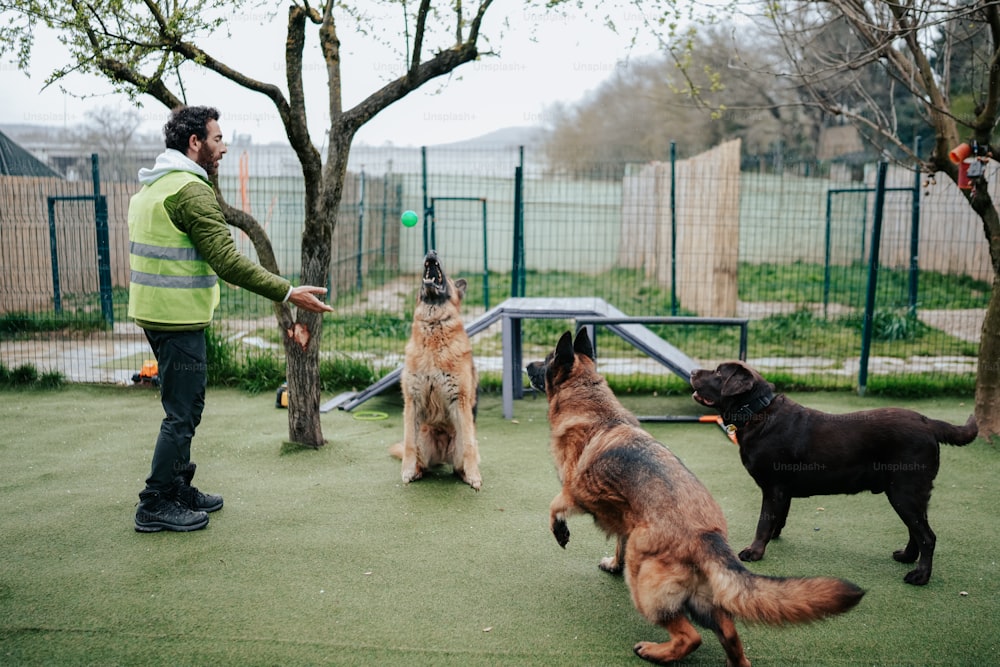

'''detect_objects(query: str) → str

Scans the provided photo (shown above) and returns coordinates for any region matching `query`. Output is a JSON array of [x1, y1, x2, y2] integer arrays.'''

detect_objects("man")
[[129, 105, 334, 533]]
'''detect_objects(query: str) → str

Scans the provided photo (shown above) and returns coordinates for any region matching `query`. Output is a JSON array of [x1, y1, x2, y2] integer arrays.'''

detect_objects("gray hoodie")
[[138, 149, 209, 186]]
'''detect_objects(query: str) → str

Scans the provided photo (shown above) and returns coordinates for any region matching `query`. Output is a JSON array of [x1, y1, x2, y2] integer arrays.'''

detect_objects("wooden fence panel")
[[0, 176, 135, 314], [619, 139, 741, 317], [1, 171, 402, 315]]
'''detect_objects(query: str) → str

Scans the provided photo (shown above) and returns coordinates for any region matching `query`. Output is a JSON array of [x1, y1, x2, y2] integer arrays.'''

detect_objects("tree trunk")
[[976, 274, 1000, 440], [972, 187, 1000, 441], [282, 136, 350, 448], [284, 309, 327, 447], [283, 237, 333, 448]]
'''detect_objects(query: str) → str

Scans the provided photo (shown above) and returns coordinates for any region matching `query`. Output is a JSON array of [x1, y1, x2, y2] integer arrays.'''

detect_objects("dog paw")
[[903, 568, 930, 586], [738, 547, 763, 562], [634, 641, 676, 665], [400, 468, 423, 484], [892, 548, 918, 564], [454, 468, 482, 491], [464, 473, 483, 491], [633, 642, 654, 662], [598, 556, 623, 574], [552, 518, 570, 548]]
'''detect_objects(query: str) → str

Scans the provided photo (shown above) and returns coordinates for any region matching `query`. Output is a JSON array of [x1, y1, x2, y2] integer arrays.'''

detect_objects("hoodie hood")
[[137, 148, 209, 186]]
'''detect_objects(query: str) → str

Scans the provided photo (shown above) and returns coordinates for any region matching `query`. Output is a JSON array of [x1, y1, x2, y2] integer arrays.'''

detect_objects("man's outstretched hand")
[[287, 286, 335, 313]]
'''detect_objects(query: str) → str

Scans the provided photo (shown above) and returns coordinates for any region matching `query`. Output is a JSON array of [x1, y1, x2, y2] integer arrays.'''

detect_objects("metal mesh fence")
[[0, 141, 987, 397]]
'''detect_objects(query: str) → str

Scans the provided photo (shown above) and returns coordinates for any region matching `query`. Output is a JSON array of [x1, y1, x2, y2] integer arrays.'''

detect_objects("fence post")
[[356, 168, 365, 291], [823, 189, 833, 318], [92, 154, 114, 326], [512, 163, 525, 298], [481, 198, 489, 309], [858, 161, 888, 396], [669, 141, 678, 316], [421, 146, 430, 255], [46, 197, 62, 314], [908, 136, 922, 317]]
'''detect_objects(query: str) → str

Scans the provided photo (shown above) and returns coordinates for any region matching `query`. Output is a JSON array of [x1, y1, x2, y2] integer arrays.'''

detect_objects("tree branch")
[[286, 5, 321, 173], [342, 0, 493, 136], [409, 0, 432, 74]]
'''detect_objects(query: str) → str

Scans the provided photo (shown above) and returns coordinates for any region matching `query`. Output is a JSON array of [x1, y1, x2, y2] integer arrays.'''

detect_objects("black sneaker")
[[135, 489, 209, 533], [175, 463, 224, 513]]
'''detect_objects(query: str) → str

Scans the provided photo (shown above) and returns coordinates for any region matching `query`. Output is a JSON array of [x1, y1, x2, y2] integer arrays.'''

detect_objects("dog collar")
[[724, 392, 773, 429]]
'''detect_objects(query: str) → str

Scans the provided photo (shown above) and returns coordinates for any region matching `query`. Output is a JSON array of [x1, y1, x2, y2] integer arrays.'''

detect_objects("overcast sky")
[[0, 6, 663, 147]]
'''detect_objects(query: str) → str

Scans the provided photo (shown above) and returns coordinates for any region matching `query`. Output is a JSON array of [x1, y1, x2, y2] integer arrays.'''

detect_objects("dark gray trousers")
[[142, 329, 207, 492]]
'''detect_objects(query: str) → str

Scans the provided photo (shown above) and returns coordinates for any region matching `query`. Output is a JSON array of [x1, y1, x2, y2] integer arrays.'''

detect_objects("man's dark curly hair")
[[163, 106, 220, 152]]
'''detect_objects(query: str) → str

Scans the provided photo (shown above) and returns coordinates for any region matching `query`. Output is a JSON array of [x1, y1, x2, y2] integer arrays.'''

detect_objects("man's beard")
[[196, 143, 218, 176]]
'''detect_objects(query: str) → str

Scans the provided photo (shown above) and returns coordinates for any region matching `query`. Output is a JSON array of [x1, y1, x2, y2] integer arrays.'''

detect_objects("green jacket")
[[128, 150, 291, 331]]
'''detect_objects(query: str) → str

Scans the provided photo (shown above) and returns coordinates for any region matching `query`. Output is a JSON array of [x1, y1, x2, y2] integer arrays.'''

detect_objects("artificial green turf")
[[0, 385, 997, 666]]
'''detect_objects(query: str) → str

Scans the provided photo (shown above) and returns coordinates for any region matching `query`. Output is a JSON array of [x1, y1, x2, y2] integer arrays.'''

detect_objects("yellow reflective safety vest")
[[127, 171, 220, 326]]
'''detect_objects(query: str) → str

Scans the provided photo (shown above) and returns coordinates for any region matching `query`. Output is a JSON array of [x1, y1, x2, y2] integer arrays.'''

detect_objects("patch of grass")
[[0, 362, 65, 389], [319, 354, 380, 393], [759, 307, 819, 340], [38, 371, 65, 388], [326, 311, 412, 344], [863, 373, 978, 398], [62, 286, 131, 324], [739, 262, 990, 309], [0, 387, 995, 666], [601, 373, 693, 396], [10, 363, 38, 385], [238, 353, 287, 394], [205, 326, 240, 387], [838, 309, 930, 342], [0, 311, 107, 338], [203, 327, 381, 393]]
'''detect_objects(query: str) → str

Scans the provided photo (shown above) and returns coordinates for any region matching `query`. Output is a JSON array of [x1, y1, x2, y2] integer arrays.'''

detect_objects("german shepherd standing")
[[527, 331, 863, 667], [390, 251, 481, 490]]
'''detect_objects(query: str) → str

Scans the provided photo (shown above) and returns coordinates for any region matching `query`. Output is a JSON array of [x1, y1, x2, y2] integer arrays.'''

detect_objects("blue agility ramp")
[[322, 297, 747, 419]]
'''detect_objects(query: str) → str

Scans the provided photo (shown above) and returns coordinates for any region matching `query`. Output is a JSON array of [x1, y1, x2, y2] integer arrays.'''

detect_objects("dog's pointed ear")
[[555, 330, 575, 365], [453, 278, 468, 299], [721, 363, 755, 397], [573, 328, 595, 360]]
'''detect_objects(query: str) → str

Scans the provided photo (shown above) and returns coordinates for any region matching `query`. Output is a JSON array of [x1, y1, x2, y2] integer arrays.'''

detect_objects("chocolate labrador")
[[690, 361, 977, 585]]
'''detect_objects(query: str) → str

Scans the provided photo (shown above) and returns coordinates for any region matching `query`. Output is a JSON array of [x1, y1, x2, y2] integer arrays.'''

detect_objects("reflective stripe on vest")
[[129, 269, 219, 289], [129, 240, 204, 262], [127, 171, 221, 325]]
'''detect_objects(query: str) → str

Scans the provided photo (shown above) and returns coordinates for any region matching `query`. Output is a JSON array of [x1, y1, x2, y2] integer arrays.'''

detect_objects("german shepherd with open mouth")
[[390, 251, 481, 490], [527, 330, 863, 667]]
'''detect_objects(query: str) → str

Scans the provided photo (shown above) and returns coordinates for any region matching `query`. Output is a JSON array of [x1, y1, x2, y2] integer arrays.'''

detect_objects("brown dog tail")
[[933, 414, 977, 446], [701, 533, 864, 625], [388, 442, 404, 459]]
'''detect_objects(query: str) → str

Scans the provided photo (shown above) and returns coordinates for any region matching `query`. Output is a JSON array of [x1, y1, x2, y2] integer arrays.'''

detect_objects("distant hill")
[[434, 126, 545, 149]]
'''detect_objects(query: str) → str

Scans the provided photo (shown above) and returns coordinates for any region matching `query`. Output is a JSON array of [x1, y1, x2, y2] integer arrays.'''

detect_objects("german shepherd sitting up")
[[527, 330, 863, 667], [390, 251, 481, 490]]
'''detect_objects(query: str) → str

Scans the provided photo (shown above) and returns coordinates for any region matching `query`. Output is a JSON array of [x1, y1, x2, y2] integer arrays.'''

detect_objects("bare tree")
[[75, 105, 146, 181], [736, 1, 1000, 438], [543, 26, 821, 175], [0, 0, 509, 447]]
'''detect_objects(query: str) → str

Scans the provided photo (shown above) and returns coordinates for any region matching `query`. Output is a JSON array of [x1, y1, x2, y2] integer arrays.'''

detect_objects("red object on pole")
[[958, 161, 972, 190], [950, 143, 972, 164]]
